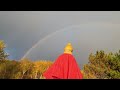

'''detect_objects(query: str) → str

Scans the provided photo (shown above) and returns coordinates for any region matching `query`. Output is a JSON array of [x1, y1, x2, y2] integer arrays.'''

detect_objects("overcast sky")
[[0, 11, 120, 68]]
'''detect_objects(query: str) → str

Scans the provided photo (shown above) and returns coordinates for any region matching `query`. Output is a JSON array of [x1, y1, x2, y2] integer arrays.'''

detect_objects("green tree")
[[106, 50, 120, 79], [83, 50, 120, 79]]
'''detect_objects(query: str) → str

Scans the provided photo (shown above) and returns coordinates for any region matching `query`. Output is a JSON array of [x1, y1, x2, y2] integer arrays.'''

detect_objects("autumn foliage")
[[0, 40, 120, 79], [0, 59, 53, 79]]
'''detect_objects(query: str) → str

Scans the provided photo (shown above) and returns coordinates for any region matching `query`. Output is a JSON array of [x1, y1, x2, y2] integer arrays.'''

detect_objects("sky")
[[0, 11, 120, 68]]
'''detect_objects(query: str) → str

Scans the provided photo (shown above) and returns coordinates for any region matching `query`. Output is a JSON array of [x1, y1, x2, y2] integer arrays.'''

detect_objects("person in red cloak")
[[43, 43, 83, 79]]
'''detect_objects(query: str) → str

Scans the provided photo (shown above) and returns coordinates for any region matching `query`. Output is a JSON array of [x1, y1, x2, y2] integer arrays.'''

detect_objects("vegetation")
[[0, 40, 120, 79], [0, 40, 8, 60], [0, 58, 53, 79], [83, 50, 120, 79]]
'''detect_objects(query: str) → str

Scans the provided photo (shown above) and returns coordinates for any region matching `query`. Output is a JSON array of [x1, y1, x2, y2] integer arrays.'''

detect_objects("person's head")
[[64, 43, 73, 54]]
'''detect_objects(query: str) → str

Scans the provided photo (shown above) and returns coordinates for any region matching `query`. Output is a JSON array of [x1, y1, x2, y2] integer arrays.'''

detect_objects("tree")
[[19, 58, 32, 79], [27, 60, 53, 79], [0, 60, 21, 79], [106, 51, 120, 79], [0, 40, 9, 60], [83, 50, 120, 79]]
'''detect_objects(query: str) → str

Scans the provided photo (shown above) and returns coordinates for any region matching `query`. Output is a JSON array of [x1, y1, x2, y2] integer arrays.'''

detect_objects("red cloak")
[[43, 53, 83, 79]]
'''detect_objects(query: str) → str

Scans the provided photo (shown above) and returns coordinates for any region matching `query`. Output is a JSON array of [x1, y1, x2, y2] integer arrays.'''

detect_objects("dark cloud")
[[0, 11, 120, 68]]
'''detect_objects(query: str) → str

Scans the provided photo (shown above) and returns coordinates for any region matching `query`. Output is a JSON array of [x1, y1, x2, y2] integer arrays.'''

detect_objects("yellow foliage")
[[18, 59, 53, 79], [0, 40, 6, 49]]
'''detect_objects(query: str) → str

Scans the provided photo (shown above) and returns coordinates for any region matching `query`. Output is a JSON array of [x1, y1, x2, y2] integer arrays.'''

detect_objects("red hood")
[[43, 53, 83, 79]]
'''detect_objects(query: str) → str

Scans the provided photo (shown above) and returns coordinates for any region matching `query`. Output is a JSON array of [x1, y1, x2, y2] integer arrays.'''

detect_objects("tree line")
[[0, 40, 120, 79]]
